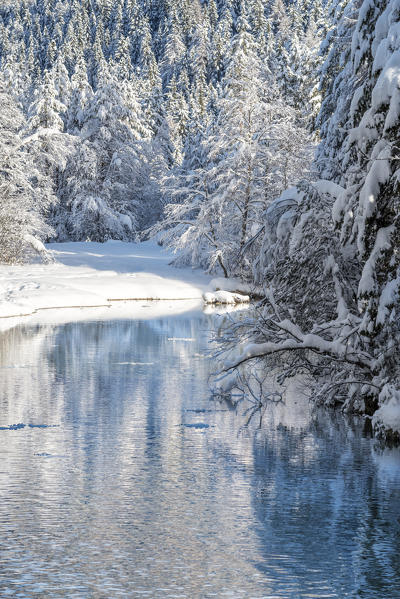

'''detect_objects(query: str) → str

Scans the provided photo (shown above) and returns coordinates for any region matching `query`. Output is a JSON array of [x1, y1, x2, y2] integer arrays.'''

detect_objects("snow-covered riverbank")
[[0, 240, 213, 321]]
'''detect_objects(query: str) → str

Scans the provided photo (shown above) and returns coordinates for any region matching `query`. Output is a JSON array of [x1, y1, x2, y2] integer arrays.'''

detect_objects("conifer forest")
[[1, 0, 400, 443]]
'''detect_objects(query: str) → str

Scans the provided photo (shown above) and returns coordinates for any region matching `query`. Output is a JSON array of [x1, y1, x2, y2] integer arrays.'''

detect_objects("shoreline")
[[0, 240, 212, 322]]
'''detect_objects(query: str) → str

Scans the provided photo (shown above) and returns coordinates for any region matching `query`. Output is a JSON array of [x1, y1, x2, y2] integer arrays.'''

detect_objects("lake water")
[[0, 308, 399, 598]]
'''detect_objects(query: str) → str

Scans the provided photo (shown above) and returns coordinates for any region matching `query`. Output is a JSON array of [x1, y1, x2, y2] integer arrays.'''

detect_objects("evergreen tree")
[[160, 8, 186, 88], [67, 56, 93, 134], [27, 69, 66, 132], [333, 0, 400, 414], [57, 71, 153, 241], [0, 87, 53, 262], [316, 0, 356, 182]]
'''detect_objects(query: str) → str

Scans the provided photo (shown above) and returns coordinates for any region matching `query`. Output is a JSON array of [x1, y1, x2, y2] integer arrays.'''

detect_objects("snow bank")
[[0, 240, 213, 321], [373, 385, 400, 442], [207, 277, 262, 298], [203, 303, 250, 315], [203, 290, 250, 305], [373, 400, 400, 435], [202, 276, 257, 305]]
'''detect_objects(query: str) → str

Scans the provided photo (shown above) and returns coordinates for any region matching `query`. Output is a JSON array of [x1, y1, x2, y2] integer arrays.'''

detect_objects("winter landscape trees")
[[215, 0, 400, 442], [0, 0, 399, 440]]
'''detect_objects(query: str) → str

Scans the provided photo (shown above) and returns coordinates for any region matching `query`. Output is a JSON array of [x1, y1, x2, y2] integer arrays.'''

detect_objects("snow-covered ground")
[[0, 240, 213, 322]]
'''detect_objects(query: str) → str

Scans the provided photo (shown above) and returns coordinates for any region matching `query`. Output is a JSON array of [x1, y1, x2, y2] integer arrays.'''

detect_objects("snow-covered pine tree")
[[136, 16, 159, 87], [67, 56, 93, 134], [164, 74, 189, 164], [23, 68, 77, 226], [56, 65, 157, 241], [0, 87, 52, 262], [160, 7, 186, 89], [316, 0, 357, 182], [150, 122, 230, 274], [332, 0, 400, 429]]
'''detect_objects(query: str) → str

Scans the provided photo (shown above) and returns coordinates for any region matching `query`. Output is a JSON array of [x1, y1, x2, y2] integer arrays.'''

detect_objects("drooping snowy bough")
[[216, 0, 400, 443]]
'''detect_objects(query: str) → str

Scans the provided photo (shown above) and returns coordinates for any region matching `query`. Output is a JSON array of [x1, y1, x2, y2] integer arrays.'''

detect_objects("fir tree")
[[0, 87, 53, 262]]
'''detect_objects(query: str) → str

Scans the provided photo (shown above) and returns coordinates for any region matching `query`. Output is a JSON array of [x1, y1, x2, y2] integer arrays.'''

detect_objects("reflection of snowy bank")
[[373, 446, 400, 483], [0, 300, 251, 335], [0, 301, 204, 333]]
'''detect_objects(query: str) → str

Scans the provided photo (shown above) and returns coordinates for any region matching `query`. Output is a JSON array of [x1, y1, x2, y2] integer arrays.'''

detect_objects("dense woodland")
[[0, 0, 400, 440]]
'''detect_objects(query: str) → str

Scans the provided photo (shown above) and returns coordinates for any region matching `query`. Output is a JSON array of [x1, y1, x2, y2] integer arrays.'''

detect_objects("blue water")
[[0, 310, 399, 598]]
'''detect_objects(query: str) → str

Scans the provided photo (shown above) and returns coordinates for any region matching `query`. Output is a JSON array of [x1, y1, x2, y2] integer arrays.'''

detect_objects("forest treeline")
[[1, 0, 400, 440]]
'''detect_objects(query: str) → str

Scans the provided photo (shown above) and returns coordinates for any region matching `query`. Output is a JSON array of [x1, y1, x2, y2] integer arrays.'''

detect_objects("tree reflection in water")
[[0, 311, 399, 598]]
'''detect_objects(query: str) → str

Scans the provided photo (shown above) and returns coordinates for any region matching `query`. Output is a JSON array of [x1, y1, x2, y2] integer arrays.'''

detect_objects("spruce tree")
[[0, 87, 53, 262]]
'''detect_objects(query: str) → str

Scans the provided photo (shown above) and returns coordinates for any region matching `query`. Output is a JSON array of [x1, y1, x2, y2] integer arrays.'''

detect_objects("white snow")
[[203, 290, 250, 305], [222, 322, 372, 372], [358, 225, 394, 296], [24, 234, 50, 258], [265, 187, 301, 223], [373, 384, 400, 437], [0, 240, 214, 321], [208, 277, 255, 295], [377, 277, 399, 325], [313, 179, 345, 199]]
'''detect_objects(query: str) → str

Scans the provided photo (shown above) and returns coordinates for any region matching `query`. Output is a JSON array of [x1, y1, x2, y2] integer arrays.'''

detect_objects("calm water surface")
[[0, 309, 399, 599]]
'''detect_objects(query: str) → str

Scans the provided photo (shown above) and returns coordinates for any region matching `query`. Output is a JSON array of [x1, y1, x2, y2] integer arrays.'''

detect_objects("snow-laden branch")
[[221, 317, 372, 373]]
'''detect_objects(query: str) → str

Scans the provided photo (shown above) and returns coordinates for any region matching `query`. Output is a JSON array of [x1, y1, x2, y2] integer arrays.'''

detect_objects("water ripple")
[[0, 313, 399, 598]]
